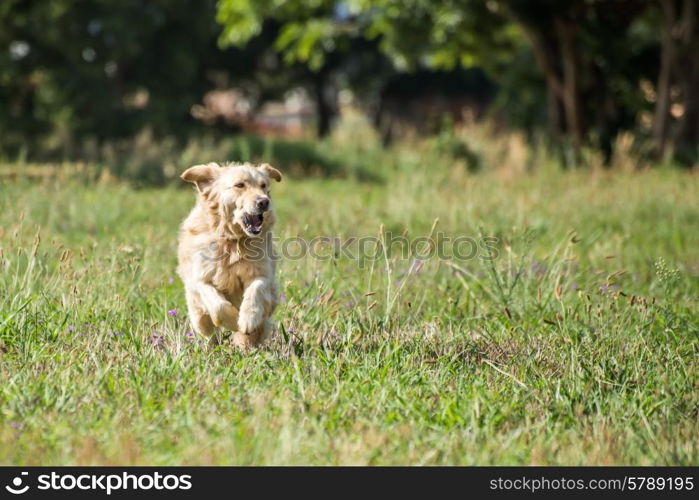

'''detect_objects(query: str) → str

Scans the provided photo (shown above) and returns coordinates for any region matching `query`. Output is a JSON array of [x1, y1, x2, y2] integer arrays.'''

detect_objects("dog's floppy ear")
[[181, 163, 220, 193], [259, 163, 282, 182]]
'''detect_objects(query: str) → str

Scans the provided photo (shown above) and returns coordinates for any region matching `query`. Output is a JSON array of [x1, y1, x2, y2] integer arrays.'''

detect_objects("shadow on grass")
[[0, 132, 384, 187]]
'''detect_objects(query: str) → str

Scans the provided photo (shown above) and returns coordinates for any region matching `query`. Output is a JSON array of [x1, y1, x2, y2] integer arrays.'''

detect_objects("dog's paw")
[[232, 330, 261, 350], [211, 302, 238, 330], [237, 306, 263, 335]]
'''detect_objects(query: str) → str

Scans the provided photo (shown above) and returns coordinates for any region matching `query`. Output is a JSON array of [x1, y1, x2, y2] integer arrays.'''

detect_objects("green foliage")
[[50, 131, 383, 186], [356, 0, 522, 73], [1, 0, 696, 163], [0, 0, 267, 153], [217, 0, 522, 73], [215, 0, 698, 165], [430, 124, 482, 172], [218, 0, 347, 70]]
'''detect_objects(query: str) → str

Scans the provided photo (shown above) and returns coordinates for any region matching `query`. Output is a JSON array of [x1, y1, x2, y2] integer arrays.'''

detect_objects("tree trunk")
[[520, 18, 585, 166], [591, 63, 620, 166], [675, 0, 699, 165], [546, 86, 563, 134], [522, 25, 565, 133], [520, 23, 568, 167], [556, 18, 585, 163], [675, 65, 699, 165], [653, 0, 677, 159], [313, 69, 337, 138]]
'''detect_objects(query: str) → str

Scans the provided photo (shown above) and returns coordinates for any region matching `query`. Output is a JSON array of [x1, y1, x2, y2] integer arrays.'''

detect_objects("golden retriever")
[[177, 162, 282, 348]]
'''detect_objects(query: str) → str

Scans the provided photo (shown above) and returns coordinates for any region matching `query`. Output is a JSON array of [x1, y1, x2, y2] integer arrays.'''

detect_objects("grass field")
[[0, 143, 697, 464]]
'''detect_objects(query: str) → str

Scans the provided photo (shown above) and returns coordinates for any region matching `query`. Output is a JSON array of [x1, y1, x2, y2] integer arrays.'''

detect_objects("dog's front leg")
[[194, 281, 238, 331], [236, 278, 275, 347]]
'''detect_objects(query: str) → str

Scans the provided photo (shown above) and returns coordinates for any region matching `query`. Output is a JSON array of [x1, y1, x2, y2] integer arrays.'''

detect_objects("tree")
[[217, 0, 392, 137], [216, 1, 627, 162], [217, 1, 699, 166], [675, 1, 699, 166], [653, 0, 698, 165], [0, 0, 268, 154]]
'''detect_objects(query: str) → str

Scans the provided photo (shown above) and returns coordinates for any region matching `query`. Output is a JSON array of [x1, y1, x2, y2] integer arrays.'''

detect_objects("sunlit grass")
[[0, 157, 697, 464]]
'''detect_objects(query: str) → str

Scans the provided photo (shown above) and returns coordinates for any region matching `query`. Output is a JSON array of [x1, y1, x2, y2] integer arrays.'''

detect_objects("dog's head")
[[181, 162, 282, 238]]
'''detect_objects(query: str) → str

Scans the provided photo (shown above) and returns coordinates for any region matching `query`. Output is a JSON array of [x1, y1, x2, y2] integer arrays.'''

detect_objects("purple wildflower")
[[531, 260, 547, 276], [408, 259, 424, 275], [168, 309, 177, 317], [67, 325, 75, 333], [168, 277, 175, 284], [150, 333, 164, 348]]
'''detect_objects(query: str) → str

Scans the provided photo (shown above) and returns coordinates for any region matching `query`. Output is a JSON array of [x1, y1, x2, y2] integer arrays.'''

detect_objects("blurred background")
[[1, 0, 698, 182]]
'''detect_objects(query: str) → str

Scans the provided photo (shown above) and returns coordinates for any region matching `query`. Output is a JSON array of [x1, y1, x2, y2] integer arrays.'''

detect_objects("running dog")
[[177, 162, 282, 349]]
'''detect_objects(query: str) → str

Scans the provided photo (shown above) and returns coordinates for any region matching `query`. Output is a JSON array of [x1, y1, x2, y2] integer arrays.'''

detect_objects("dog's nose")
[[256, 196, 270, 211]]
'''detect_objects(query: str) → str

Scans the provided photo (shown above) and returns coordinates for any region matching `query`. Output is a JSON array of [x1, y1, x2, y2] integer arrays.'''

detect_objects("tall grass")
[[0, 123, 697, 464]]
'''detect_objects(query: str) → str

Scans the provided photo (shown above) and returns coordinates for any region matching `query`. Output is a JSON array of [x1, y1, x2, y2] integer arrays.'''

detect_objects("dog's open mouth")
[[242, 213, 264, 235]]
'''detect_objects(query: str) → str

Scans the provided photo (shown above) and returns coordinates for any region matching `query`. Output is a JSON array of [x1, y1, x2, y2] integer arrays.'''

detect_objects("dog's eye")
[[260, 183, 267, 189], [234, 182, 245, 188]]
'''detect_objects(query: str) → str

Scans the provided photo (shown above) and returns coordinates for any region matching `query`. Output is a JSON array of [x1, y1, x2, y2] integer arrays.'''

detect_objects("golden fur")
[[177, 162, 282, 348]]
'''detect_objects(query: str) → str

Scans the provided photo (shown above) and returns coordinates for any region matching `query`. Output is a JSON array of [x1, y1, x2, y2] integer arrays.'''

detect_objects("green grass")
[[0, 155, 697, 465]]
